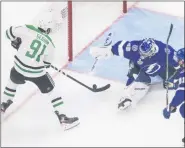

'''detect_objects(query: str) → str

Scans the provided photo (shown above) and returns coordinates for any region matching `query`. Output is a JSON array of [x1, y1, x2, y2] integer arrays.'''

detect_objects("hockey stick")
[[165, 23, 173, 109], [90, 33, 113, 72], [90, 57, 99, 72], [50, 65, 111, 92]]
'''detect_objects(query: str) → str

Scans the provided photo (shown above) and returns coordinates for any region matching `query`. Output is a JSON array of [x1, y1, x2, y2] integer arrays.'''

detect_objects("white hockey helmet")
[[37, 11, 54, 34]]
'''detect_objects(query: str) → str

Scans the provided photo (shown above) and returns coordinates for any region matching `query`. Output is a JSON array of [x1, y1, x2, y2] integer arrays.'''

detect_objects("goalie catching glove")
[[90, 46, 113, 59], [163, 78, 179, 90]]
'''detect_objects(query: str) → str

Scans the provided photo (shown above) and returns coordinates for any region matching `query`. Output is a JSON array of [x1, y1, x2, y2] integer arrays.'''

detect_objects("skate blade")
[[118, 102, 132, 110], [62, 121, 80, 131], [118, 103, 132, 111], [118, 106, 131, 110]]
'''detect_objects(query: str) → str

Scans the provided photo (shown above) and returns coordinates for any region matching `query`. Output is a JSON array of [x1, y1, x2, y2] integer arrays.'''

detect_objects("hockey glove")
[[44, 61, 51, 69], [163, 79, 178, 90], [89, 46, 113, 59], [11, 37, 22, 50], [163, 106, 177, 119]]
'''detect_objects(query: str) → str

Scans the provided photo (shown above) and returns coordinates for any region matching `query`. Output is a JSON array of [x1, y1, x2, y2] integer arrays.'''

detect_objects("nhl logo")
[[137, 59, 143, 65]]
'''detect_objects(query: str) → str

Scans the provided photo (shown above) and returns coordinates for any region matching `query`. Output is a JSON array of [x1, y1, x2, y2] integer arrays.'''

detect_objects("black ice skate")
[[55, 111, 79, 130], [1, 100, 13, 113], [118, 98, 132, 110]]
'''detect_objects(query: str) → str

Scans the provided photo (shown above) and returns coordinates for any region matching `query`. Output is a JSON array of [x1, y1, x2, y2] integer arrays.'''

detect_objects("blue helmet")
[[176, 48, 184, 62], [139, 38, 158, 57]]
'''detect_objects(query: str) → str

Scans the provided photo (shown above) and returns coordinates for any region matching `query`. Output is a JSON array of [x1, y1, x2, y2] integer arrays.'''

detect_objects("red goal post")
[[67, 1, 127, 61], [123, 1, 127, 13], [33, 2, 128, 65], [68, 1, 73, 61]]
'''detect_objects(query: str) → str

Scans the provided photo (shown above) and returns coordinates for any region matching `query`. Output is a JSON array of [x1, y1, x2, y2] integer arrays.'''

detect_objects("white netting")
[[32, 2, 68, 67], [33, 2, 123, 67], [33, 2, 68, 34]]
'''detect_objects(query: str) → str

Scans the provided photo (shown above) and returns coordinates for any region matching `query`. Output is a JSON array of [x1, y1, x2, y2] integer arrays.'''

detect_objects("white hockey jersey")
[[6, 25, 55, 78]]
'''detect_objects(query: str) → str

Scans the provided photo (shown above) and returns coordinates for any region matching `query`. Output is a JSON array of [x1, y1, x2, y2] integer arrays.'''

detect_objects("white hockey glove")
[[89, 46, 113, 59]]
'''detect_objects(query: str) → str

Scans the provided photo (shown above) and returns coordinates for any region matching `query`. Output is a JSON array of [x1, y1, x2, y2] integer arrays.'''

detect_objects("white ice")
[[1, 2, 184, 147]]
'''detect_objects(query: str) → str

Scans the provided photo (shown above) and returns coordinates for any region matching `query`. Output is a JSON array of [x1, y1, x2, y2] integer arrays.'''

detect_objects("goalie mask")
[[139, 38, 159, 58]]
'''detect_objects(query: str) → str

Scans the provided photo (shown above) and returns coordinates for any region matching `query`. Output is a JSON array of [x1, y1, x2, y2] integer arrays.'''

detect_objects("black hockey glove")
[[170, 106, 177, 113], [45, 64, 51, 69], [163, 79, 178, 90], [11, 37, 22, 50], [44, 61, 51, 69]]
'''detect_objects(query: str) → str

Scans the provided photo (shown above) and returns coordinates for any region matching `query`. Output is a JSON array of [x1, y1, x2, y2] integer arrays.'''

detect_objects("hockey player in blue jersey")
[[163, 48, 184, 143], [90, 38, 181, 110]]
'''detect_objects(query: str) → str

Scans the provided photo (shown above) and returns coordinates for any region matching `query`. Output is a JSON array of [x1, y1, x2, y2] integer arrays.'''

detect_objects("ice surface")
[[1, 2, 184, 147]]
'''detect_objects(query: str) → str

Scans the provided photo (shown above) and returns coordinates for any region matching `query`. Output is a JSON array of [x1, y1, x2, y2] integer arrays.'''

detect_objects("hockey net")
[[32, 1, 184, 69], [32, 1, 129, 68]]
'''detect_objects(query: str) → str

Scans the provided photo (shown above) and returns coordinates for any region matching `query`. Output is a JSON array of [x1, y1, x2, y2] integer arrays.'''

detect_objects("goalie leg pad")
[[119, 81, 150, 110]]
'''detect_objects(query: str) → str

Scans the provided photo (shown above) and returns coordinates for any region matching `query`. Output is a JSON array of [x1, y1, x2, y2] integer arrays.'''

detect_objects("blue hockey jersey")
[[170, 70, 185, 107], [111, 40, 180, 78]]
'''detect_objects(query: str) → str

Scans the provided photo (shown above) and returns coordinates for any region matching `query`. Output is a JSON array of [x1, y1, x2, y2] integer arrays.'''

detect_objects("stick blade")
[[92, 84, 111, 92]]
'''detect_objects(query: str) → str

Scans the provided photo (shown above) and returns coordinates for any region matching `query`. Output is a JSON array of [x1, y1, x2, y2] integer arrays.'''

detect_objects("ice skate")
[[182, 137, 184, 144], [55, 111, 80, 130], [118, 97, 132, 110]]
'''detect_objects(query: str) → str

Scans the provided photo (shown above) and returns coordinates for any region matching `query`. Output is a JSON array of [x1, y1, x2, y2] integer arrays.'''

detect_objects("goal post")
[[33, 2, 128, 66], [68, 1, 73, 61], [67, 1, 128, 62], [123, 1, 127, 13]]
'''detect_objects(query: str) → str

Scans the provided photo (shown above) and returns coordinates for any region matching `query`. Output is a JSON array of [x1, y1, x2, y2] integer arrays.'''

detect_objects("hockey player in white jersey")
[[1, 18, 79, 130]]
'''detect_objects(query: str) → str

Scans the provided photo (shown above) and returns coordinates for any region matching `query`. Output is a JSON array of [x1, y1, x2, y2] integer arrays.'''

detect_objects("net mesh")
[[32, 2, 124, 68]]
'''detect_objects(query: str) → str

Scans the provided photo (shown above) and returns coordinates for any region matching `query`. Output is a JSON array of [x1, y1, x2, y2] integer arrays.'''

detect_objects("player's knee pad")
[[179, 103, 185, 118], [123, 81, 150, 106], [10, 67, 26, 84]]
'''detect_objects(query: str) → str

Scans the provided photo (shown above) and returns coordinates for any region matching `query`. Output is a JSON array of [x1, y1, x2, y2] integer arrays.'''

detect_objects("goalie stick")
[[50, 65, 111, 92]]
